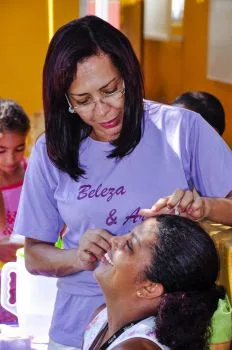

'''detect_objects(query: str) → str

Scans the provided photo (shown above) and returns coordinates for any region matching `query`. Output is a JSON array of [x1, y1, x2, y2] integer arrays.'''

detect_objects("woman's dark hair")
[[0, 99, 30, 134], [172, 91, 225, 135], [144, 215, 225, 350], [43, 15, 144, 180]]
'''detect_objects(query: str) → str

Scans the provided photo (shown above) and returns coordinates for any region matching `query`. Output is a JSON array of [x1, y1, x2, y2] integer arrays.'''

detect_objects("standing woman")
[[14, 15, 232, 349]]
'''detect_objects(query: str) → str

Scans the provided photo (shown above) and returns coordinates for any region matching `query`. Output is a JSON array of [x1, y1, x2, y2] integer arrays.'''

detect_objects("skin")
[[0, 131, 26, 234], [94, 222, 154, 295], [139, 188, 232, 226], [68, 53, 125, 142], [25, 53, 232, 280], [92, 218, 163, 350], [0, 131, 26, 185]]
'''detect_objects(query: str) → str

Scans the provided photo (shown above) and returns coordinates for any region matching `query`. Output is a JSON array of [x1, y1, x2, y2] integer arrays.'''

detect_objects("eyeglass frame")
[[65, 80, 125, 114]]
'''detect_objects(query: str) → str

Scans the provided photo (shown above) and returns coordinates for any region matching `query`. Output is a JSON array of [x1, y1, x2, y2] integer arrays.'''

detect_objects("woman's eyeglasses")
[[65, 81, 125, 114]]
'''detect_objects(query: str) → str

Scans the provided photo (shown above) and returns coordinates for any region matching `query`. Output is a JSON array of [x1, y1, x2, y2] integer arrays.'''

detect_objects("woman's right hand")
[[77, 229, 113, 271], [24, 229, 113, 277]]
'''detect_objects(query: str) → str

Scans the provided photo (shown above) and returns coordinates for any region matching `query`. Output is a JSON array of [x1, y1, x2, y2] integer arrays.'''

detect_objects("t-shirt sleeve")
[[14, 137, 64, 243], [187, 113, 232, 197]]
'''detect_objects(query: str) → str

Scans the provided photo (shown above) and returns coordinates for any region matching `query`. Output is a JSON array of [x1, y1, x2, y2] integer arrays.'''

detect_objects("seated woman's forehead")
[[138, 218, 158, 233]]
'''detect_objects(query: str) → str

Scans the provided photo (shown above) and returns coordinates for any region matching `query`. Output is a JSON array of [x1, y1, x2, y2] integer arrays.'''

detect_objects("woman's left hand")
[[139, 188, 210, 222]]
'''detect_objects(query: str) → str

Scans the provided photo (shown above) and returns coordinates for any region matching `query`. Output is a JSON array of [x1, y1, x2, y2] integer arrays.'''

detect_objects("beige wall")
[[143, 0, 232, 147], [53, 0, 79, 33], [0, 0, 79, 117], [0, 0, 48, 116], [120, 0, 143, 63]]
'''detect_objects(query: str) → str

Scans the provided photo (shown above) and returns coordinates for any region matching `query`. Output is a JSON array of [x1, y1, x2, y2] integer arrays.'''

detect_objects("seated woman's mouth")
[[101, 252, 114, 265]]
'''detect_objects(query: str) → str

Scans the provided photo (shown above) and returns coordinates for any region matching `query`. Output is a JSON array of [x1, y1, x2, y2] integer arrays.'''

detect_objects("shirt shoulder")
[[83, 308, 107, 350], [143, 99, 197, 133], [31, 134, 47, 159], [28, 134, 61, 183]]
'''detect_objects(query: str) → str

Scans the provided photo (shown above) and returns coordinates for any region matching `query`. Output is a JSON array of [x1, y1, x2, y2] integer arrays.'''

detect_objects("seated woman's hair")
[[144, 215, 224, 350], [172, 91, 225, 135]]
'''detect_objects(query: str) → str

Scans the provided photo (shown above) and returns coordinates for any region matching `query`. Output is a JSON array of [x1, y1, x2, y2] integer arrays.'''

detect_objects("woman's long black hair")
[[145, 215, 225, 350], [43, 15, 144, 180]]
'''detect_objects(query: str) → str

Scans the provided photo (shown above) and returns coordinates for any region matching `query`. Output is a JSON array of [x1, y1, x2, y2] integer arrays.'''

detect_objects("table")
[[0, 323, 48, 349]]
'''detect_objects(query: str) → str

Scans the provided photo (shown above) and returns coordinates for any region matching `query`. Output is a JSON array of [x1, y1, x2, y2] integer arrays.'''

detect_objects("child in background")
[[172, 91, 225, 136], [0, 99, 30, 238], [0, 99, 30, 323]]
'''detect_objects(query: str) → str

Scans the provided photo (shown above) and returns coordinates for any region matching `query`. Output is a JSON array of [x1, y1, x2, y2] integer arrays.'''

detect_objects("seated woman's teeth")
[[105, 252, 113, 265]]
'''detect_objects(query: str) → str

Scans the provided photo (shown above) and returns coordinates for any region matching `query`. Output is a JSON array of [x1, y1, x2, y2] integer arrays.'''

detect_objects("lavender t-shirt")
[[14, 100, 232, 347]]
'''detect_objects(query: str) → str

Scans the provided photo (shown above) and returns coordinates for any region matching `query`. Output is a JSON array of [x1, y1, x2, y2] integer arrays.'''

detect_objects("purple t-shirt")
[[14, 100, 232, 347]]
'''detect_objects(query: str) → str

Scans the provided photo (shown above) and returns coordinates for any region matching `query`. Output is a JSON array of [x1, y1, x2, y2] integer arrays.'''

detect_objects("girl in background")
[[0, 98, 30, 322], [0, 99, 30, 238]]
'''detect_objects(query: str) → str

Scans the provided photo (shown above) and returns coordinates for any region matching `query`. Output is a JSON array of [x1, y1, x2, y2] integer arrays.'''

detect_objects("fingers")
[[187, 190, 205, 221], [140, 188, 206, 222], [78, 250, 98, 271], [139, 189, 185, 218], [139, 198, 169, 217], [79, 229, 112, 262], [176, 188, 206, 221], [166, 189, 185, 209]]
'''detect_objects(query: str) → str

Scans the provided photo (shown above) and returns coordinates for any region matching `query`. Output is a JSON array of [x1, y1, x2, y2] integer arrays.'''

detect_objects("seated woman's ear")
[[136, 282, 164, 300]]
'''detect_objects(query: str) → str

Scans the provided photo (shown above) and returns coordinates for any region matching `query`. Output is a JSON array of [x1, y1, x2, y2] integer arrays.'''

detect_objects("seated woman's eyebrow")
[[131, 232, 141, 247]]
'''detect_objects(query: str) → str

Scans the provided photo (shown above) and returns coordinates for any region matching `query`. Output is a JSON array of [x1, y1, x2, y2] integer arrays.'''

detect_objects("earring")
[[137, 291, 142, 297], [65, 94, 75, 114], [68, 106, 75, 114]]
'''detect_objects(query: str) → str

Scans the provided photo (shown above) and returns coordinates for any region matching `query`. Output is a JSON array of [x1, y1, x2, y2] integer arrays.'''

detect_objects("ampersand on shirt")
[[106, 209, 117, 226]]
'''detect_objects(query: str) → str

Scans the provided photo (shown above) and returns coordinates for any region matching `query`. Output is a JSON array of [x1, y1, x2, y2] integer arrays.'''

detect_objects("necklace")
[[89, 318, 143, 350], [88, 323, 108, 350]]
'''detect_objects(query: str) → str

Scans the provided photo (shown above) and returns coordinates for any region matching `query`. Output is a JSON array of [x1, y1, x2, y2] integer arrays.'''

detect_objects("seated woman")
[[83, 215, 226, 350]]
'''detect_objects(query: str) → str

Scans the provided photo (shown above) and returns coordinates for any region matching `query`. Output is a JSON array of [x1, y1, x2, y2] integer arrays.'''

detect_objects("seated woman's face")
[[94, 219, 157, 296]]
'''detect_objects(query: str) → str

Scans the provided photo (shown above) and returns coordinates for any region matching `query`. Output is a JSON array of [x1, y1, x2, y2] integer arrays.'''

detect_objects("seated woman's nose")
[[111, 235, 127, 250]]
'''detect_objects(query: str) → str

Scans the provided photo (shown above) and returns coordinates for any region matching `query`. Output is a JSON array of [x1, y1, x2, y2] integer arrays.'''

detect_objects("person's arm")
[[140, 189, 232, 226], [0, 240, 23, 263], [24, 238, 84, 276], [203, 191, 232, 225], [111, 338, 161, 350], [24, 228, 112, 277]]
